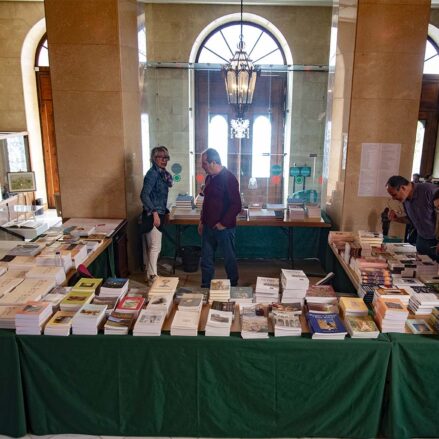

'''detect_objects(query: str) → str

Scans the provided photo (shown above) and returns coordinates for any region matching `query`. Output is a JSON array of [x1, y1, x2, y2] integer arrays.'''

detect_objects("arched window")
[[208, 115, 228, 167], [194, 21, 287, 204], [35, 36, 49, 67], [424, 37, 439, 74]]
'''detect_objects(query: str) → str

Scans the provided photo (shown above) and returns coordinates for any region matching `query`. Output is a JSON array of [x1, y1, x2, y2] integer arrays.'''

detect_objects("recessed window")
[[208, 115, 228, 167], [424, 38, 439, 74], [36, 38, 49, 67], [252, 116, 271, 178]]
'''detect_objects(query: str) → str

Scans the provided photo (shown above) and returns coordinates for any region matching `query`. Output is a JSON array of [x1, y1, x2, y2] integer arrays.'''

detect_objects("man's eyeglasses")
[[156, 155, 170, 161]]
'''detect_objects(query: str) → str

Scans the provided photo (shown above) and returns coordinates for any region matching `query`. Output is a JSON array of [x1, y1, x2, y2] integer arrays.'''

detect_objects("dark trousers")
[[201, 226, 239, 288], [416, 235, 439, 262]]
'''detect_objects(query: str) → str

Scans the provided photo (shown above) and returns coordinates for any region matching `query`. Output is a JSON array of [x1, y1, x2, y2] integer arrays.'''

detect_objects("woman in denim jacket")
[[140, 146, 173, 284]]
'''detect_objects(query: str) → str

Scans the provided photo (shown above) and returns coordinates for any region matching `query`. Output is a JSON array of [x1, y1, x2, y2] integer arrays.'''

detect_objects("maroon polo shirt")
[[201, 167, 242, 228]]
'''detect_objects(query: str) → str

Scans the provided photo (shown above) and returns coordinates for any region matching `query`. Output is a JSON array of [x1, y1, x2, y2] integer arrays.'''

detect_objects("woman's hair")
[[150, 145, 169, 163]]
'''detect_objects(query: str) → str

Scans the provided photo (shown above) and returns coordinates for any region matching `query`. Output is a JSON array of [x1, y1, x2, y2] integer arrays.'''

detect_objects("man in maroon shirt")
[[198, 148, 242, 287]]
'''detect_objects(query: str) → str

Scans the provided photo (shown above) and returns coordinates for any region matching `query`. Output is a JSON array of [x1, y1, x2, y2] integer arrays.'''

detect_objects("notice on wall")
[[358, 143, 401, 197]]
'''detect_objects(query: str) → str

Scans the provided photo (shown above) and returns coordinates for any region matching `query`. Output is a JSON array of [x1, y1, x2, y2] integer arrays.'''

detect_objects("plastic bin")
[[181, 245, 201, 272]]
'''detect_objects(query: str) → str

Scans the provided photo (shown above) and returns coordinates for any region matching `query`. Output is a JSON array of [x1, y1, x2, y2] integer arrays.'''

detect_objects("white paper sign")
[[358, 143, 401, 197]]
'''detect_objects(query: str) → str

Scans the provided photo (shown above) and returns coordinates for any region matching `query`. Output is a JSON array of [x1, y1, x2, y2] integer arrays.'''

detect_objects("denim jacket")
[[140, 163, 169, 215]]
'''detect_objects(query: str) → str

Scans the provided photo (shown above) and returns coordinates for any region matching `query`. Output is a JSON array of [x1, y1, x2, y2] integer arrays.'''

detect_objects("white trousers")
[[144, 226, 162, 277]]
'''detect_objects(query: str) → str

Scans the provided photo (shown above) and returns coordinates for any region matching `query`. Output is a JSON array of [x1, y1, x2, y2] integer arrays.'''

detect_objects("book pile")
[[266, 204, 285, 220], [133, 308, 167, 336], [149, 276, 179, 295], [357, 285, 376, 305], [306, 284, 338, 314], [344, 315, 380, 338], [248, 208, 276, 220], [175, 287, 209, 305], [115, 295, 145, 318], [272, 310, 301, 337], [147, 293, 174, 316], [170, 309, 200, 336], [358, 267, 393, 289], [44, 311, 75, 336], [25, 265, 66, 286], [0, 277, 26, 304], [419, 275, 439, 292], [307, 312, 347, 340], [0, 279, 55, 306], [60, 290, 95, 312], [408, 289, 439, 315], [230, 286, 253, 304], [72, 304, 107, 335], [288, 205, 305, 220], [39, 290, 65, 310], [99, 277, 129, 298], [428, 307, 439, 332], [357, 230, 383, 257], [393, 278, 425, 292], [205, 308, 233, 336], [7, 243, 45, 257], [255, 277, 279, 303], [306, 204, 321, 219], [57, 243, 88, 268], [70, 225, 96, 237], [172, 208, 199, 219], [385, 242, 417, 254], [178, 293, 204, 313], [328, 231, 356, 252], [374, 287, 410, 306], [35, 250, 73, 272], [92, 295, 118, 315], [387, 257, 410, 277], [373, 298, 408, 333], [6, 256, 36, 271], [0, 306, 20, 329], [71, 278, 103, 295], [15, 301, 53, 335], [415, 255, 438, 278], [339, 296, 368, 318], [175, 194, 194, 209], [406, 318, 435, 335], [241, 306, 269, 339], [271, 302, 302, 315], [281, 269, 309, 301], [104, 310, 135, 335], [194, 193, 204, 210], [343, 241, 362, 264], [209, 279, 231, 304]]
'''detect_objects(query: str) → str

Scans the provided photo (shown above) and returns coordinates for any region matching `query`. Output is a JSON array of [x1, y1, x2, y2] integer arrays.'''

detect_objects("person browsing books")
[[198, 148, 242, 288], [140, 146, 173, 285], [386, 175, 439, 261]]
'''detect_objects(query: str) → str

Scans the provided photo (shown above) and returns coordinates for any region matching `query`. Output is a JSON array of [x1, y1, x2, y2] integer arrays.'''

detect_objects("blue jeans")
[[416, 235, 439, 262], [201, 226, 239, 288]]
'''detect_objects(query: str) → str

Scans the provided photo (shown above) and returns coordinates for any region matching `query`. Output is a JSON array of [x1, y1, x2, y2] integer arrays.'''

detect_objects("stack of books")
[[272, 310, 301, 337], [271, 302, 302, 315], [374, 287, 410, 306], [385, 242, 417, 254], [0, 306, 20, 329], [71, 278, 103, 295], [92, 295, 118, 315], [357, 230, 383, 257], [211, 300, 236, 315], [255, 277, 279, 303], [281, 269, 309, 302], [288, 205, 305, 220], [178, 293, 204, 314], [170, 310, 200, 336], [339, 296, 368, 318], [205, 308, 233, 336], [344, 315, 380, 338], [175, 287, 209, 305], [133, 308, 167, 336], [306, 204, 321, 219], [44, 311, 75, 336], [307, 312, 347, 340], [72, 303, 107, 335], [172, 208, 199, 219], [406, 318, 435, 335], [0, 278, 55, 306], [209, 279, 231, 304], [241, 306, 269, 339], [408, 289, 439, 315], [7, 256, 37, 271], [60, 290, 95, 312], [96, 277, 129, 298], [248, 208, 276, 220], [306, 284, 337, 307], [230, 286, 253, 304], [357, 284, 376, 305], [115, 295, 145, 318], [35, 250, 73, 272], [175, 194, 194, 209], [104, 310, 135, 335], [7, 243, 45, 257], [428, 307, 439, 332], [147, 293, 174, 316], [25, 265, 66, 286], [194, 193, 204, 210], [149, 276, 179, 295], [373, 298, 408, 333], [328, 231, 356, 252], [15, 301, 53, 335]]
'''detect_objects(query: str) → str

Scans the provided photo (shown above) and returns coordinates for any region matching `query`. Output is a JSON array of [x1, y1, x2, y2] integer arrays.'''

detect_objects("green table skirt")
[[0, 330, 26, 437], [16, 334, 391, 438]]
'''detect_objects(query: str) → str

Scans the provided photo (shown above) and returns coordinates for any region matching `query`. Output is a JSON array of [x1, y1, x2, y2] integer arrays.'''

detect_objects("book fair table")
[[12, 331, 390, 439], [168, 211, 331, 273]]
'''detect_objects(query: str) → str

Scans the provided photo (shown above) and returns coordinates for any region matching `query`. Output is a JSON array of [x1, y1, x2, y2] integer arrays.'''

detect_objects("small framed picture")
[[7, 171, 36, 192]]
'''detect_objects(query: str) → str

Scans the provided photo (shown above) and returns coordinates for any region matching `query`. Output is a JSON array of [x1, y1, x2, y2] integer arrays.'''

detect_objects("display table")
[[14, 333, 390, 438], [166, 214, 332, 271]]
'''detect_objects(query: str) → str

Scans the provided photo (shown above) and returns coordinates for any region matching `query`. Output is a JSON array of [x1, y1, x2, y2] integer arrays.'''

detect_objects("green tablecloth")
[[17, 334, 391, 438], [0, 330, 26, 437], [384, 333, 439, 439]]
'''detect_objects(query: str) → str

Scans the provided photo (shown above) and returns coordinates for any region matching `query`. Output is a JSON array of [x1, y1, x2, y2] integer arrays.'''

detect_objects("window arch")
[[424, 37, 439, 74], [35, 35, 49, 67], [193, 17, 290, 205]]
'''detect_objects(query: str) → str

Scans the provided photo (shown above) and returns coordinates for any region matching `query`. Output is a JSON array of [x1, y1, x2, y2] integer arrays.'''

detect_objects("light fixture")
[[223, 0, 259, 119]]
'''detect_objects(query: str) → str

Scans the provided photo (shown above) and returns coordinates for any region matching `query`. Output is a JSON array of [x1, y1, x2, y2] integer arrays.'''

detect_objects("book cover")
[[307, 312, 346, 334]]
